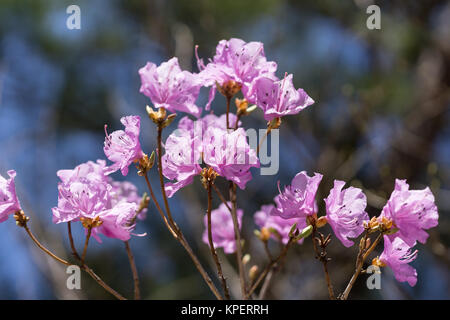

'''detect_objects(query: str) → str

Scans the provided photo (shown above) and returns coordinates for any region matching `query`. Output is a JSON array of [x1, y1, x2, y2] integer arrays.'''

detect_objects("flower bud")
[[260, 227, 271, 242], [249, 265, 259, 281], [316, 216, 328, 228], [242, 254, 251, 266], [298, 225, 313, 239]]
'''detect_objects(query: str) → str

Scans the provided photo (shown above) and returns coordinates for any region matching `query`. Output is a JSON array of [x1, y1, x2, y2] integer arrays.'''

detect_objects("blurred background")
[[0, 0, 449, 299]]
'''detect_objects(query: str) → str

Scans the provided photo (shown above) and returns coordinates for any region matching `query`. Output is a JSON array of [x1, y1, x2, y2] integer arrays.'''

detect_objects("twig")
[[144, 173, 177, 238], [229, 181, 247, 299], [124, 241, 141, 300], [226, 96, 230, 129], [67, 222, 81, 260], [211, 183, 232, 212], [257, 127, 271, 155], [246, 238, 292, 298], [340, 232, 383, 300], [24, 219, 126, 300], [24, 224, 70, 266], [148, 125, 223, 300], [311, 227, 335, 300], [207, 182, 230, 299], [81, 226, 92, 266]]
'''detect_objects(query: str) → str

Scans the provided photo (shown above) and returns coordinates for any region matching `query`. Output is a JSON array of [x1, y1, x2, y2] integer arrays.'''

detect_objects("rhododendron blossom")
[[196, 38, 277, 109], [104, 115, 144, 176], [202, 202, 243, 254], [272, 171, 323, 219], [379, 236, 418, 287], [110, 180, 148, 220], [139, 57, 202, 117], [251, 74, 314, 121], [324, 180, 369, 247], [380, 179, 438, 247], [254, 204, 307, 244], [203, 127, 259, 189], [52, 160, 142, 242], [0, 170, 21, 223], [163, 113, 258, 197]]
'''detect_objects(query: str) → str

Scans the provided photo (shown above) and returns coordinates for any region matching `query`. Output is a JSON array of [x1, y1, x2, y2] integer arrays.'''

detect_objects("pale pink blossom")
[[325, 180, 369, 247], [0, 170, 21, 223], [272, 171, 323, 219], [379, 236, 418, 287], [139, 57, 202, 117], [380, 179, 438, 247], [104, 115, 144, 176], [202, 202, 242, 254]]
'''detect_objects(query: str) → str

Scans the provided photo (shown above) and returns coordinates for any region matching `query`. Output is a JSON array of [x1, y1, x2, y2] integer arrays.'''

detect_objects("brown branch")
[[211, 183, 232, 212], [207, 182, 230, 299], [311, 228, 335, 300], [124, 241, 141, 300], [144, 173, 177, 238], [229, 181, 247, 299], [246, 238, 292, 299], [146, 125, 223, 300], [81, 226, 92, 266], [340, 232, 383, 300], [23, 219, 126, 300]]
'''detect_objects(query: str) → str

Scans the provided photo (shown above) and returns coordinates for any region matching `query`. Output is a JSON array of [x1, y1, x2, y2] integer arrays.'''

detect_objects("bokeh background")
[[0, 0, 449, 299]]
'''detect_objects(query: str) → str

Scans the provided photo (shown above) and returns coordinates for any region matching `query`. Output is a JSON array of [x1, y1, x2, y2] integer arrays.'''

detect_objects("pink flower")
[[162, 127, 202, 198], [52, 160, 110, 224], [254, 204, 307, 244], [202, 202, 243, 254], [163, 114, 257, 197], [380, 179, 438, 247], [90, 201, 138, 243], [203, 127, 260, 190], [272, 171, 323, 219], [139, 57, 202, 117], [379, 236, 418, 287], [324, 180, 369, 247], [196, 38, 277, 110], [104, 115, 144, 176], [109, 180, 147, 220], [0, 170, 21, 223], [250, 74, 314, 121], [52, 160, 142, 242]]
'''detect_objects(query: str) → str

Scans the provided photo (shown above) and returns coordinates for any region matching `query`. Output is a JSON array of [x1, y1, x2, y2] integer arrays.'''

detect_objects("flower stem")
[[157, 125, 177, 230], [144, 173, 177, 238], [148, 125, 223, 300], [229, 181, 247, 299], [207, 182, 230, 299], [211, 183, 232, 212], [311, 227, 335, 300], [257, 127, 272, 155], [81, 226, 92, 266], [24, 223, 71, 266], [340, 232, 383, 300], [124, 241, 141, 300], [226, 96, 231, 129], [23, 220, 126, 300], [246, 238, 292, 299]]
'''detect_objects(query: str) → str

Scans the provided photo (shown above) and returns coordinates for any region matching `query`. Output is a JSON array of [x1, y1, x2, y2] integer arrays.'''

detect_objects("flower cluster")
[[52, 160, 146, 242], [253, 171, 438, 287], [0, 38, 441, 299], [162, 113, 259, 197]]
